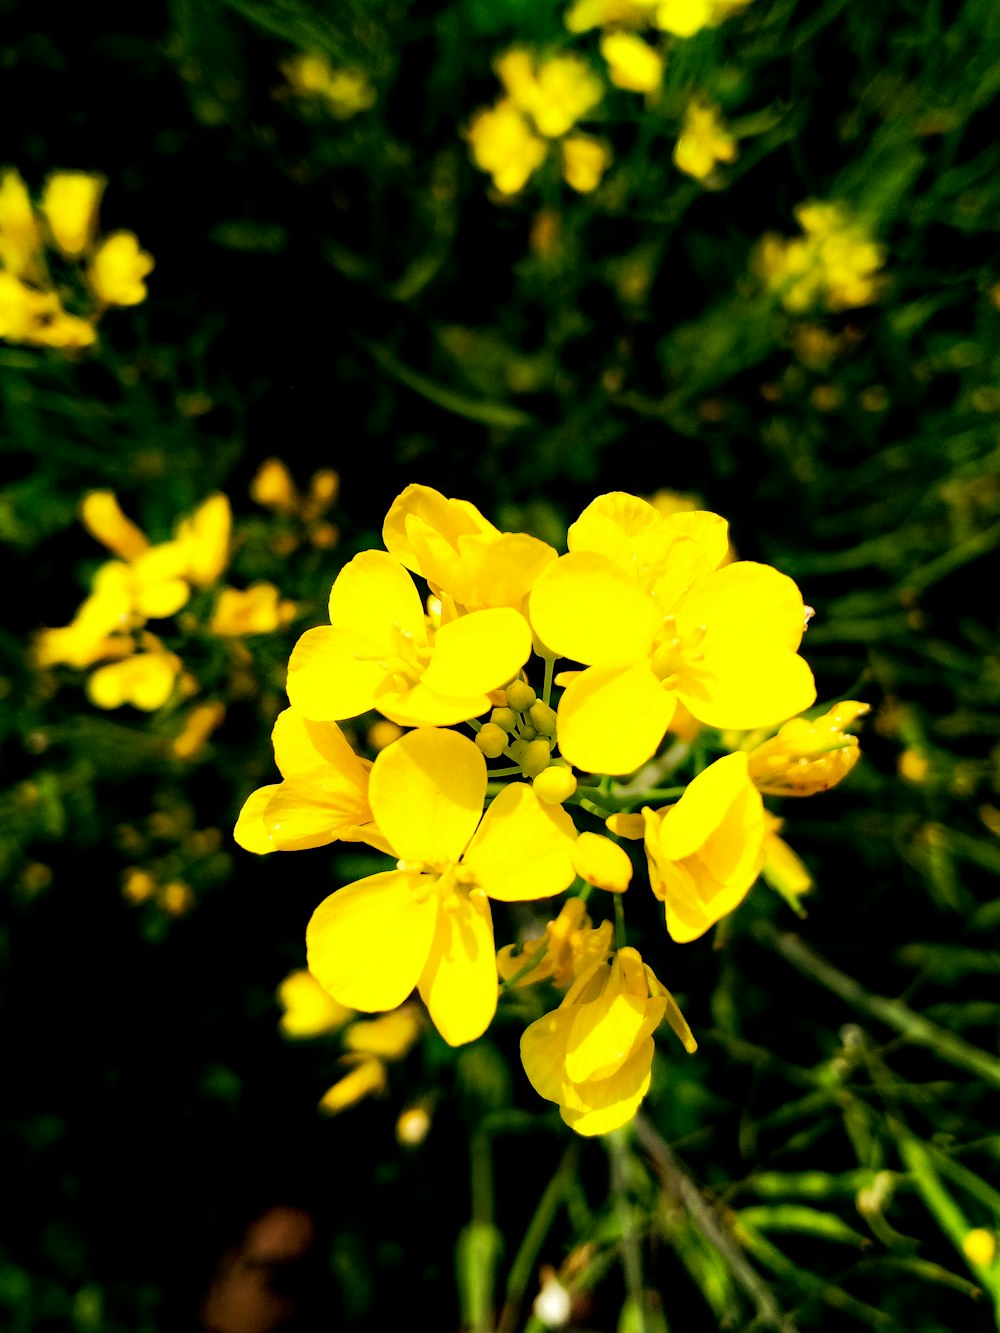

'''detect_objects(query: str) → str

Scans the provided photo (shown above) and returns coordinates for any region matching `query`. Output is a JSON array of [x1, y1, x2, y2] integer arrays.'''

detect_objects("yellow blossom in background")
[[86, 644, 184, 711], [171, 701, 226, 760], [343, 1006, 422, 1059], [655, 0, 714, 35], [318, 1058, 387, 1115], [159, 880, 195, 916], [277, 969, 353, 1038], [600, 32, 663, 94], [121, 867, 156, 905], [467, 100, 548, 195], [748, 701, 868, 795], [565, 0, 653, 33], [368, 719, 404, 751], [496, 49, 603, 139], [0, 273, 96, 349], [175, 493, 231, 587], [760, 810, 811, 909], [497, 896, 614, 988], [33, 570, 134, 670], [520, 946, 696, 1135], [306, 727, 577, 1046], [282, 52, 377, 118], [250, 458, 299, 514], [755, 201, 885, 312], [673, 98, 737, 181], [0, 169, 40, 275], [80, 491, 150, 561], [89, 231, 154, 306], [209, 583, 295, 637], [41, 172, 104, 257], [561, 135, 613, 193], [643, 752, 766, 941]]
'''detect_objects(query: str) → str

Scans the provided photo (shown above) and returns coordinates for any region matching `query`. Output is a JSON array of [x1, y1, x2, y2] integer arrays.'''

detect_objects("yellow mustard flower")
[[286, 549, 532, 727], [33, 568, 134, 670], [561, 135, 613, 193], [175, 493, 231, 587], [250, 457, 299, 514], [467, 99, 548, 195], [86, 644, 184, 711], [0, 169, 40, 275], [497, 896, 614, 988], [755, 202, 885, 312], [344, 1005, 422, 1058], [159, 880, 195, 916], [573, 831, 633, 892], [673, 98, 737, 181], [642, 752, 766, 942], [654, 0, 714, 35], [529, 492, 816, 774], [496, 48, 604, 139], [41, 172, 104, 258], [748, 701, 869, 796], [283, 52, 377, 118], [600, 32, 663, 94], [234, 708, 384, 855], [306, 727, 577, 1046], [760, 810, 811, 907], [122, 867, 156, 905], [89, 231, 154, 306], [80, 491, 150, 561], [210, 583, 294, 637], [382, 483, 557, 613], [565, 0, 654, 33], [0, 273, 95, 349], [520, 946, 696, 1135], [318, 1058, 387, 1115], [277, 968, 353, 1038], [171, 700, 226, 760]]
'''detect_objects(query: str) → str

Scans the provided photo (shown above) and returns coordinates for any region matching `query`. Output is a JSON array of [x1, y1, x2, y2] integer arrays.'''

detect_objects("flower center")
[[649, 616, 707, 688]]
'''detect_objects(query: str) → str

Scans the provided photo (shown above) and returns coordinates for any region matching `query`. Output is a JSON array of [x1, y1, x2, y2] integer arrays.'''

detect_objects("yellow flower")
[[600, 32, 663, 94], [382, 484, 557, 613], [561, 135, 613, 193], [0, 169, 40, 275], [89, 231, 154, 306], [654, 0, 714, 35], [159, 880, 195, 916], [87, 645, 183, 711], [175, 493, 231, 587], [234, 708, 383, 855], [41, 172, 104, 258], [748, 701, 869, 796], [282, 53, 377, 118], [80, 491, 150, 561], [673, 98, 737, 181], [0, 273, 96, 348], [496, 49, 604, 139], [306, 727, 577, 1046], [344, 1006, 422, 1058], [172, 701, 226, 760], [529, 492, 815, 774], [760, 810, 811, 908], [286, 549, 532, 727], [122, 867, 156, 904], [520, 946, 696, 1135], [497, 896, 613, 988], [573, 832, 633, 891], [643, 752, 766, 942], [210, 583, 294, 637], [33, 567, 135, 670], [467, 100, 548, 195], [755, 203, 885, 312], [277, 968, 353, 1038], [318, 1058, 387, 1115], [250, 457, 299, 514]]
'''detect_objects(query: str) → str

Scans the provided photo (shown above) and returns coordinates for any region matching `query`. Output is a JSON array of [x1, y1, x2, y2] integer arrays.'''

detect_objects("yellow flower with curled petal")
[[497, 896, 613, 988], [86, 643, 183, 711], [287, 550, 532, 728], [748, 701, 869, 796], [0, 170, 40, 275], [234, 708, 384, 855], [33, 564, 135, 670], [277, 968, 353, 1038], [306, 727, 577, 1046], [344, 1005, 422, 1058], [175, 493, 231, 587], [80, 491, 150, 561], [520, 946, 696, 1135], [673, 98, 737, 182], [496, 49, 603, 140], [383, 484, 557, 614], [41, 172, 104, 258], [600, 32, 663, 94], [210, 583, 294, 637], [643, 752, 766, 942], [0, 273, 96, 348], [467, 100, 548, 196], [319, 1058, 387, 1115], [561, 135, 613, 194], [89, 231, 154, 306], [529, 492, 815, 774]]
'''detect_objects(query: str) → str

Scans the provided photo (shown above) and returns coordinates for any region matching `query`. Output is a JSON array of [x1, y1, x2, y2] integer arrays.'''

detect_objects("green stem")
[[614, 893, 627, 951], [542, 654, 556, 708], [496, 1143, 577, 1333], [608, 1131, 647, 1333]]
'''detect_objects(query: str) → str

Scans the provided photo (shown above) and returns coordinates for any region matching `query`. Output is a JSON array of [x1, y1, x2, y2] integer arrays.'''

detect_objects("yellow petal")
[[421, 607, 531, 698], [272, 708, 367, 779], [344, 1007, 422, 1058], [233, 785, 280, 854], [277, 969, 352, 1038], [678, 561, 809, 653], [529, 552, 660, 664], [556, 661, 675, 774], [520, 1007, 576, 1102], [328, 549, 426, 646], [286, 626, 387, 720], [657, 753, 754, 860], [42, 172, 104, 257], [368, 727, 486, 865], [450, 532, 558, 610], [80, 491, 149, 561], [418, 889, 497, 1046], [573, 832, 633, 892], [264, 773, 371, 851], [373, 676, 492, 727], [382, 484, 498, 577], [559, 1038, 654, 1136], [605, 812, 645, 841], [306, 870, 438, 1011], [565, 991, 649, 1082], [462, 782, 577, 901], [318, 1059, 387, 1114], [676, 643, 816, 731], [177, 494, 231, 586]]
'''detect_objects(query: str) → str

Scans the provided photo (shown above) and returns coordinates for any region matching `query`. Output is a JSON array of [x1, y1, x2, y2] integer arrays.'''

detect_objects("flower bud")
[[505, 679, 537, 712], [476, 723, 509, 759], [520, 738, 552, 778], [519, 723, 538, 742], [508, 738, 528, 764], [528, 700, 558, 738], [490, 706, 518, 732], [533, 765, 577, 805]]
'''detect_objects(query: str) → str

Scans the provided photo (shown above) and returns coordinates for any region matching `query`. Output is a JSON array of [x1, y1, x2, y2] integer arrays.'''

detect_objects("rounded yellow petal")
[[373, 676, 492, 727], [573, 832, 633, 892], [176, 494, 231, 586], [657, 753, 752, 860], [421, 607, 531, 698], [676, 643, 816, 731], [272, 708, 367, 780], [306, 871, 438, 1012], [556, 661, 675, 774], [318, 1059, 387, 1114], [559, 1039, 654, 1136], [368, 727, 486, 865], [42, 172, 104, 257], [382, 484, 497, 577], [530, 552, 660, 665], [233, 784, 280, 854], [328, 549, 426, 645], [418, 889, 497, 1046], [520, 1007, 576, 1103], [277, 969, 352, 1038], [678, 561, 808, 653], [344, 1007, 422, 1058], [286, 626, 387, 720], [565, 991, 649, 1083], [264, 773, 371, 851], [462, 782, 577, 902], [80, 491, 149, 561]]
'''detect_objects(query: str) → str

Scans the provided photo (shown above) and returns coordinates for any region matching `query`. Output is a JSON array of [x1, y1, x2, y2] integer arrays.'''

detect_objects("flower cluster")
[[280, 52, 377, 119], [237, 485, 867, 1135], [755, 202, 886, 312], [0, 168, 152, 349], [566, 0, 753, 39]]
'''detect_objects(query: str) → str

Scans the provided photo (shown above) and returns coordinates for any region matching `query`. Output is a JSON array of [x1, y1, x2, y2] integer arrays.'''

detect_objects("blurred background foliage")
[[1, 0, 1000, 1328]]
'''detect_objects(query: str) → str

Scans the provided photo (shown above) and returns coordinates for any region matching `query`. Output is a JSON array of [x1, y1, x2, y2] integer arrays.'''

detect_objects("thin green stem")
[[496, 1143, 578, 1333], [608, 1131, 647, 1333], [542, 654, 556, 707], [614, 893, 627, 951]]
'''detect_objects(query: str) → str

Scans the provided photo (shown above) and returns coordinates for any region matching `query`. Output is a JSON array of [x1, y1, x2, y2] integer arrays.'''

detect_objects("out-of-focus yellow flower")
[[0, 170, 40, 275], [565, 0, 652, 33], [520, 946, 696, 1135], [898, 748, 930, 784], [318, 1057, 387, 1115], [600, 32, 663, 94], [497, 896, 613, 988], [122, 867, 157, 905], [760, 810, 811, 907], [210, 583, 294, 637], [963, 1229, 997, 1269], [282, 52, 377, 118], [748, 701, 869, 796], [86, 645, 183, 711], [41, 172, 104, 258], [80, 491, 150, 561], [755, 202, 885, 312], [655, 0, 714, 35], [396, 1101, 432, 1146], [159, 880, 195, 916], [467, 100, 548, 195], [175, 493, 231, 587], [343, 1005, 422, 1058], [33, 567, 134, 669], [561, 135, 613, 193], [673, 98, 737, 181], [643, 752, 766, 942], [573, 832, 633, 892], [0, 273, 96, 349], [277, 968, 353, 1038], [250, 458, 299, 514], [89, 231, 154, 306], [496, 48, 604, 139], [172, 701, 226, 760], [306, 728, 577, 1046]]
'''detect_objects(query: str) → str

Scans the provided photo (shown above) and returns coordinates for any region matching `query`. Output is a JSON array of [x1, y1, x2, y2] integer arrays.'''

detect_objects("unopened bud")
[[505, 680, 537, 712], [519, 723, 538, 742], [520, 738, 552, 778], [533, 766, 577, 805], [490, 706, 518, 733], [476, 723, 508, 759], [528, 700, 558, 738], [508, 739, 528, 764]]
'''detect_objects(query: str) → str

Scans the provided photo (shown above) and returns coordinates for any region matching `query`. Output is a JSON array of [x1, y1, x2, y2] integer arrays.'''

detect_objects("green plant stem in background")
[[608, 1130, 648, 1333], [496, 1142, 578, 1333]]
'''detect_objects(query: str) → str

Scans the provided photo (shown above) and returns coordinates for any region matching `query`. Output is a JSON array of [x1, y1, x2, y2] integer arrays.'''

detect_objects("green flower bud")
[[519, 723, 538, 742], [490, 706, 518, 733], [508, 738, 528, 764], [476, 723, 508, 759], [528, 700, 558, 738], [505, 680, 537, 712], [533, 765, 577, 805], [520, 738, 552, 779]]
